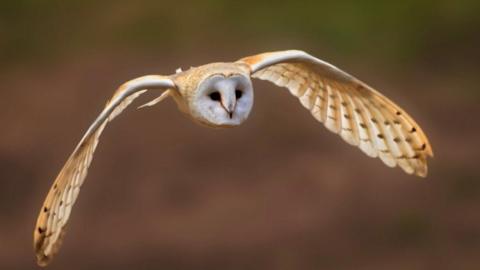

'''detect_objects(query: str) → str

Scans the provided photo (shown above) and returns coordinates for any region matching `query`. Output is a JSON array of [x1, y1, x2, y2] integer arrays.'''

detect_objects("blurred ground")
[[1, 1, 479, 269]]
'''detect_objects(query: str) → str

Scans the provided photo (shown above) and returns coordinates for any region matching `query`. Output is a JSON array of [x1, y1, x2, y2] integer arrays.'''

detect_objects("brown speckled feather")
[[239, 50, 433, 176], [34, 75, 175, 266]]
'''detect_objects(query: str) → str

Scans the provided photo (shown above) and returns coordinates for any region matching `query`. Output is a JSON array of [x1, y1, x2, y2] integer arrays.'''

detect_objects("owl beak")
[[215, 78, 240, 119], [220, 92, 236, 119], [221, 103, 235, 119]]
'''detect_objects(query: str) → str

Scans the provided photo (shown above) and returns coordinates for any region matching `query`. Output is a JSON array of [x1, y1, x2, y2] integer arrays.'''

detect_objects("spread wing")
[[34, 75, 176, 266], [238, 50, 433, 177]]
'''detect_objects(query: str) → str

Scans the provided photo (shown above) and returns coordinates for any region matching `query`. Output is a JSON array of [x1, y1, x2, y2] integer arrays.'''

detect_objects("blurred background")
[[1, 1, 479, 269]]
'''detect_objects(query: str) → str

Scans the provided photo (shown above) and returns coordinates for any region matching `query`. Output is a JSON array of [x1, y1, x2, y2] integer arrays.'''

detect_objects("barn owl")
[[34, 50, 433, 266]]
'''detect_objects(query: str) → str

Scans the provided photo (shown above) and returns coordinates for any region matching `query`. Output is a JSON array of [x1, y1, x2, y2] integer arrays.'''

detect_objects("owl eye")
[[235, 89, 243, 99], [209, 91, 221, 101]]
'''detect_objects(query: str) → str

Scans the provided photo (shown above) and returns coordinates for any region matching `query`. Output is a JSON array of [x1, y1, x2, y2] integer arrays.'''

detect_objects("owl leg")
[[137, 89, 172, 109]]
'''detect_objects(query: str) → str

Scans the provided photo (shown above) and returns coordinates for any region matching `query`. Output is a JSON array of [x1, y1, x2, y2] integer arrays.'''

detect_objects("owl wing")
[[34, 75, 176, 266], [238, 50, 433, 177]]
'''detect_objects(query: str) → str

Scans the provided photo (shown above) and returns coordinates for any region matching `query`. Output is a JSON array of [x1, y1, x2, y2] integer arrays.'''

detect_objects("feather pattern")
[[241, 50, 433, 176], [34, 76, 175, 266]]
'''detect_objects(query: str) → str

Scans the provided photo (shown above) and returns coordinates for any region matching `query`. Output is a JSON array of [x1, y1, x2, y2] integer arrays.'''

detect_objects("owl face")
[[190, 72, 253, 127]]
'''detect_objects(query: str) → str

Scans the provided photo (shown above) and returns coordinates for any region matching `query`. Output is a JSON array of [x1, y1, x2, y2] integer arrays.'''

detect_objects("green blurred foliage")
[[1, 0, 479, 66]]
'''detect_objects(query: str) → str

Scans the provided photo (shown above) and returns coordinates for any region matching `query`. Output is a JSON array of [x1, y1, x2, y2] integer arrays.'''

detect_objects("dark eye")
[[235, 89, 243, 99], [209, 91, 221, 101]]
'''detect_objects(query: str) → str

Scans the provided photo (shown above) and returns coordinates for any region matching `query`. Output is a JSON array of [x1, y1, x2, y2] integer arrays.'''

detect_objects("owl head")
[[184, 63, 254, 128]]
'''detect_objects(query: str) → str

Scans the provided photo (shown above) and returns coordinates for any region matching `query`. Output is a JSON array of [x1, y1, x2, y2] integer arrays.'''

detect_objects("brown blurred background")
[[1, 1, 479, 269]]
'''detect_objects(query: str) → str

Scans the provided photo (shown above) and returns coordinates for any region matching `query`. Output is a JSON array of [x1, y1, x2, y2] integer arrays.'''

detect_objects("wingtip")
[[34, 233, 51, 267], [416, 171, 428, 178], [36, 254, 51, 267], [427, 146, 434, 158], [414, 164, 428, 178], [33, 226, 67, 267]]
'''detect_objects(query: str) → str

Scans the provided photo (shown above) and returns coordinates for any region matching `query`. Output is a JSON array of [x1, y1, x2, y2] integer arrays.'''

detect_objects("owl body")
[[33, 50, 433, 266]]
